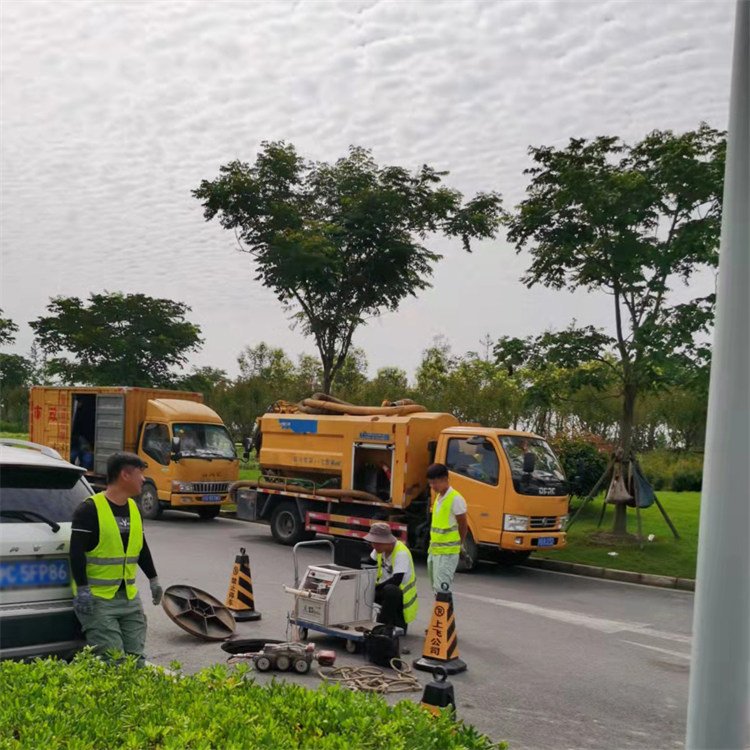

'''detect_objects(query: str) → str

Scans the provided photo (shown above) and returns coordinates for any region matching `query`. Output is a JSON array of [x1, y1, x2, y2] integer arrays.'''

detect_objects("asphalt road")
[[141, 512, 695, 750]]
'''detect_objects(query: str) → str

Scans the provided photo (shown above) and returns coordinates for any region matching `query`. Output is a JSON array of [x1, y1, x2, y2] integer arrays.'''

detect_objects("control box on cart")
[[295, 564, 376, 626]]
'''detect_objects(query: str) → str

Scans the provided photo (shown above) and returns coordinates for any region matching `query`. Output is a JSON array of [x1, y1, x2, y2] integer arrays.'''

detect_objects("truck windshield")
[[173, 424, 236, 460], [499, 436, 567, 497]]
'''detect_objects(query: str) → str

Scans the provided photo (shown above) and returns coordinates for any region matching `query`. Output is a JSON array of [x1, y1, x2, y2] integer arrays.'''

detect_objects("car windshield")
[[0, 467, 91, 522], [172, 423, 236, 459], [499, 436, 567, 496]]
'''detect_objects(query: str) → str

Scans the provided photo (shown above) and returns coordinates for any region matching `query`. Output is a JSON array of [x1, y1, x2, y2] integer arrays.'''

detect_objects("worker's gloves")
[[149, 577, 163, 606], [459, 545, 474, 569], [73, 585, 95, 617]]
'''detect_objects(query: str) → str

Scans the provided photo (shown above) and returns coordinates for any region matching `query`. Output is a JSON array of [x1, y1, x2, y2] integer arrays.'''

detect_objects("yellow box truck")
[[29, 386, 239, 520], [232, 408, 569, 568]]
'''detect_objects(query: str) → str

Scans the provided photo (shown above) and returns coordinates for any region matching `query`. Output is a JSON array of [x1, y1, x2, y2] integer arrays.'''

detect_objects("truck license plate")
[[201, 494, 221, 503], [537, 537, 555, 547]]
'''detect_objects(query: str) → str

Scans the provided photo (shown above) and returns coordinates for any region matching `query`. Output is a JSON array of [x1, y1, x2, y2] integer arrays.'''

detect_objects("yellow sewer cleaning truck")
[[231, 396, 569, 567], [29, 386, 239, 520]]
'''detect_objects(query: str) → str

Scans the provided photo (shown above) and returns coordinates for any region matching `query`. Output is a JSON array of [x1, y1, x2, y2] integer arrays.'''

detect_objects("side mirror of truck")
[[522, 452, 536, 474], [171, 436, 181, 461], [242, 436, 252, 460]]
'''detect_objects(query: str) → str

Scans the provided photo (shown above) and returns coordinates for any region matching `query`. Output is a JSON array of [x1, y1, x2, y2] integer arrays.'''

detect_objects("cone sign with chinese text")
[[225, 547, 261, 621], [413, 592, 466, 674]]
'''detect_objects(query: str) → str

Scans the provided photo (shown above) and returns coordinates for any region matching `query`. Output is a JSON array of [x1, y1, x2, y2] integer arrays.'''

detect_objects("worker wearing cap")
[[364, 522, 418, 632], [69, 452, 163, 663], [426, 463, 468, 594]]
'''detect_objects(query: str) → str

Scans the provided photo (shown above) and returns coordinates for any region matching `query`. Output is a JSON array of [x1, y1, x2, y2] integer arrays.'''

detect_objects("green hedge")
[[639, 450, 703, 492], [0, 652, 502, 750]]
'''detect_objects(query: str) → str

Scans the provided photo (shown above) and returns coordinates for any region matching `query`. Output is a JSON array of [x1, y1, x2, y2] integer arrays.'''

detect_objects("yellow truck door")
[[442, 435, 504, 544]]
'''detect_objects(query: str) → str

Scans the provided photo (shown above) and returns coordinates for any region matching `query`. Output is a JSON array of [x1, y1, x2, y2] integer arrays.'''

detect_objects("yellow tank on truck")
[[258, 411, 458, 509]]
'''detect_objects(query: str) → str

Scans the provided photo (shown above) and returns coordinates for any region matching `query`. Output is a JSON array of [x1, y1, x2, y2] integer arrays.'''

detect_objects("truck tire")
[[197, 507, 220, 520], [138, 483, 162, 520], [493, 550, 531, 567], [457, 531, 478, 573], [270, 501, 306, 545]]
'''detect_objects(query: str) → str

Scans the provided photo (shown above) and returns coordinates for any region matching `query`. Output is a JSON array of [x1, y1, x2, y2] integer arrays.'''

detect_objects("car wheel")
[[138, 483, 162, 520], [345, 640, 358, 654], [275, 655, 291, 671]]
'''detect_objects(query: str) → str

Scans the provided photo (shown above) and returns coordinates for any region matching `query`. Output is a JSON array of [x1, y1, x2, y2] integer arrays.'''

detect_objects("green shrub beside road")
[[537, 492, 700, 580], [0, 653, 502, 750], [638, 451, 703, 491]]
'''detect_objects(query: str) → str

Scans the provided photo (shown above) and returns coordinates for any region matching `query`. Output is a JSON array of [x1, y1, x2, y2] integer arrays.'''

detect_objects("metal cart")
[[285, 540, 378, 653]]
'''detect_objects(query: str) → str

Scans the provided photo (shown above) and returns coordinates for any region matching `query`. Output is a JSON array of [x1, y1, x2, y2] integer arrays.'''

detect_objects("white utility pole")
[[686, 2, 750, 748]]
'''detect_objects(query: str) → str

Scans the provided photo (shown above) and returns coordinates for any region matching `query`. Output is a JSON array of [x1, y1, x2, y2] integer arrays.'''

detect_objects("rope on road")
[[317, 658, 422, 694]]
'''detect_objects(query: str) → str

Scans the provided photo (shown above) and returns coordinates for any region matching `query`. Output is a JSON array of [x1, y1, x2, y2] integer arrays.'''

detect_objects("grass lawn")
[[535, 491, 701, 580], [239, 466, 261, 481]]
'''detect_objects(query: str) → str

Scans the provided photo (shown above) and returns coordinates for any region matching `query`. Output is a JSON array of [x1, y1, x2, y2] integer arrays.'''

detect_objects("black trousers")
[[374, 584, 407, 630]]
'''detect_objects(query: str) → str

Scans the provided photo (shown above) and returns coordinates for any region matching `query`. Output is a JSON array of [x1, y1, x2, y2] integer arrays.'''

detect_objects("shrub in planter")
[[0, 651, 504, 750]]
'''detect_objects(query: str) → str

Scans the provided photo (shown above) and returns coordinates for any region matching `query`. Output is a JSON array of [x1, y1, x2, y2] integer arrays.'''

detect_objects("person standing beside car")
[[69, 452, 163, 663]]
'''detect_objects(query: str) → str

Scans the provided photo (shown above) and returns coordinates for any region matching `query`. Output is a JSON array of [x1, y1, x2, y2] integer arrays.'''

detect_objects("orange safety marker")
[[225, 547, 261, 621], [413, 592, 466, 674]]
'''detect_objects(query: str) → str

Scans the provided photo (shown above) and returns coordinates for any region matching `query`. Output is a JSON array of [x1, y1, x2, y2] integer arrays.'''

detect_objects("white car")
[[0, 439, 93, 660]]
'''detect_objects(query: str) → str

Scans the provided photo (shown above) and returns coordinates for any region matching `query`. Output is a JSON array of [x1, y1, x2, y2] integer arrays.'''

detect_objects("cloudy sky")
[[0, 0, 735, 380]]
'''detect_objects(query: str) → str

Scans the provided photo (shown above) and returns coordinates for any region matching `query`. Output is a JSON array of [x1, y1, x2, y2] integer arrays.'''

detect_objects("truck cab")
[[136, 399, 239, 520], [435, 427, 568, 564]]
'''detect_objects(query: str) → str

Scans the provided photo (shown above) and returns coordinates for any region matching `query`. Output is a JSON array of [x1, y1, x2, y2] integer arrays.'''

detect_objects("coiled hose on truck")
[[250, 394, 427, 455], [289, 393, 427, 417]]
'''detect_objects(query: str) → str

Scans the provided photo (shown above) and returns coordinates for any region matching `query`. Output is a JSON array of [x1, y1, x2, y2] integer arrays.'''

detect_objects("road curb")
[[521, 558, 695, 591]]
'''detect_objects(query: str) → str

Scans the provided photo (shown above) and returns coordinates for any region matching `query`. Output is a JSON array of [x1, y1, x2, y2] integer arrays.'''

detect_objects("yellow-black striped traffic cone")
[[413, 592, 466, 674], [225, 547, 261, 621]]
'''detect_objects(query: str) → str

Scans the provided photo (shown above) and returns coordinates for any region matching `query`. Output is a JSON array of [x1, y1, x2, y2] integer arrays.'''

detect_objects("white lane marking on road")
[[632, 627, 692, 644], [454, 591, 692, 644], [620, 640, 691, 660]]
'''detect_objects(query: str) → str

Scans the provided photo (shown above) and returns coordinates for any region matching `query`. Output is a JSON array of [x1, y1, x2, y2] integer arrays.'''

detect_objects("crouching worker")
[[69, 452, 163, 664], [364, 522, 418, 632]]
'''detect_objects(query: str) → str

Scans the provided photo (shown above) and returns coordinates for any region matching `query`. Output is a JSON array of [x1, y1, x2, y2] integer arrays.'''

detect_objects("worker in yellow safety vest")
[[426, 463, 468, 594], [70, 452, 163, 662], [365, 522, 418, 632]]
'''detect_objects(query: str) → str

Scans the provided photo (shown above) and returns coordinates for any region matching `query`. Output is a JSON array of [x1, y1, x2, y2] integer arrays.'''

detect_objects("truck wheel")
[[494, 550, 531, 567], [270, 502, 306, 545], [138, 483, 162, 520], [275, 655, 291, 671], [457, 532, 478, 573], [197, 507, 220, 520]]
